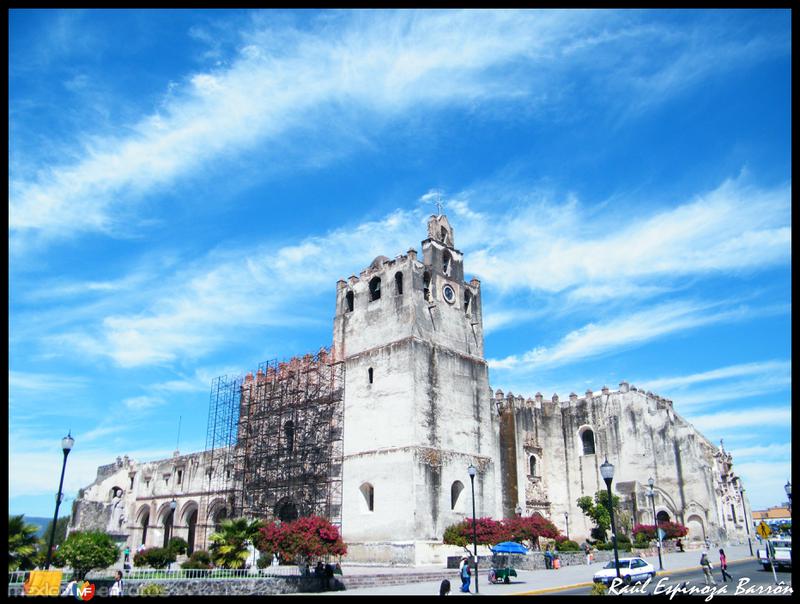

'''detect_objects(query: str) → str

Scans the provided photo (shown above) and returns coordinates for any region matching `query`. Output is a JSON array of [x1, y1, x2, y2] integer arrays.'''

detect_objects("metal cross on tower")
[[434, 190, 444, 216]]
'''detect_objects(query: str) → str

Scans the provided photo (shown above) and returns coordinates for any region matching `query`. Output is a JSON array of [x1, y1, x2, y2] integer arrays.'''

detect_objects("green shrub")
[[167, 537, 188, 556], [590, 582, 608, 596], [257, 554, 271, 569], [556, 539, 581, 551], [181, 549, 211, 570], [633, 532, 651, 548], [139, 583, 165, 596], [134, 547, 176, 569], [595, 542, 614, 551]]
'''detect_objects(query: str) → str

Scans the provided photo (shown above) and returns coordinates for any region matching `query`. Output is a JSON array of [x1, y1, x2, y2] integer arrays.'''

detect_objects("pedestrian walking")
[[700, 551, 716, 586], [719, 549, 733, 582], [439, 579, 451, 595], [123, 546, 130, 564], [459, 557, 471, 593], [584, 541, 592, 565], [109, 570, 124, 596], [544, 546, 553, 569]]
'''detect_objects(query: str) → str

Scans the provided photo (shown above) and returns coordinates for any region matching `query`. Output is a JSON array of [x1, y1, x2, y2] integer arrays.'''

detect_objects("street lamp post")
[[600, 458, 621, 581], [168, 499, 177, 569], [468, 464, 479, 594], [785, 481, 792, 513], [647, 477, 664, 571], [45, 432, 75, 570], [738, 483, 754, 556], [565, 511, 570, 541]]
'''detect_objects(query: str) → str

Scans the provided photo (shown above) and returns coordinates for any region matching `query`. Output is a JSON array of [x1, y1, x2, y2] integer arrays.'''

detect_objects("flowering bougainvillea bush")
[[632, 521, 689, 540], [442, 513, 562, 549], [256, 515, 346, 564]]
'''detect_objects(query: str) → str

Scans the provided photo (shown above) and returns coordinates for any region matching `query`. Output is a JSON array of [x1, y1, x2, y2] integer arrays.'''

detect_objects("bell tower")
[[333, 214, 499, 565]]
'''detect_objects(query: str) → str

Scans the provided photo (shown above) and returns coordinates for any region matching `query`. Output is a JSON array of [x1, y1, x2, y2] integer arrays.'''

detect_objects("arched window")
[[529, 456, 537, 477], [284, 421, 295, 454], [213, 508, 227, 533], [395, 272, 403, 295], [451, 481, 464, 510], [369, 277, 381, 301], [443, 251, 452, 275], [186, 508, 198, 555], [656, 510, 671, 524], [368, 367, 373, 384], [360, 483, 374, 512], [345, 290, 354, 313], [423, 271, 431, 301], [464, 290, 472, 315], [581, 429, 596, 455]]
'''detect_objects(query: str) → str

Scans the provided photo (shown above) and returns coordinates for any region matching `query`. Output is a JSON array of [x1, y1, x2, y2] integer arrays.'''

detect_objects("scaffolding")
[[202, 348, 345, 529]]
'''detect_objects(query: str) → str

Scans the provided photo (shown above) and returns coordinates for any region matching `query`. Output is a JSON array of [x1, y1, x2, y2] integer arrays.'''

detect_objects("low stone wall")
[[122, 576, 345, 596], [447, 550, 616, 570]]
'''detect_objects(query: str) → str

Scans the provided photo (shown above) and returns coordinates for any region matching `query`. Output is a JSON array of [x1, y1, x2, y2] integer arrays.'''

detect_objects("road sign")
[[657, 528, 666, 540], [757, 521, 771, 540]]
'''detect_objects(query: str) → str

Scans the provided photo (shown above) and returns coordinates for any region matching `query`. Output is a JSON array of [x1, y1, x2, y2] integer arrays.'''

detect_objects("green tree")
[[577, 490, 622, 543], [209, 517, 264, 569], [43, 516, 70, 550], [8, 515, 41, 571], [52, 531, 120, 580]]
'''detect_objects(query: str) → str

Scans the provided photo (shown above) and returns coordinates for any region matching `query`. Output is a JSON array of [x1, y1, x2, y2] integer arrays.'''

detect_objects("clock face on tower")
[[442, 284, 456, 304]]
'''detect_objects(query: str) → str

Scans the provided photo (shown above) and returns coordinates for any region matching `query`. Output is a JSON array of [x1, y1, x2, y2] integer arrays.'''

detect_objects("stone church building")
[[69, 214, 753, 565]]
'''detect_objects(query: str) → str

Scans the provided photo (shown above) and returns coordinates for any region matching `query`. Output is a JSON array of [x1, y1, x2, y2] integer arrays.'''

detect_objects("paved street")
[[320, 543, 790, 596], [551, 559, 792, 596]]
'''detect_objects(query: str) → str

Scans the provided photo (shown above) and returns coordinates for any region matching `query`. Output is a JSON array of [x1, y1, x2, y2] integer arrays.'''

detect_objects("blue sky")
[[9, 9, 791, 518]]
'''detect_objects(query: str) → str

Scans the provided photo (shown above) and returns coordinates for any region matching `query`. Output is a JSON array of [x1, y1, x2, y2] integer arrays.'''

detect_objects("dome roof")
[[369, 255, 390, 270]]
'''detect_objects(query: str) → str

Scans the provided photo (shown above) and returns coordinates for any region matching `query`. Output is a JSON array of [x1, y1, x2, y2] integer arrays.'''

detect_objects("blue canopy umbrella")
[[490, 541, 529, 554]]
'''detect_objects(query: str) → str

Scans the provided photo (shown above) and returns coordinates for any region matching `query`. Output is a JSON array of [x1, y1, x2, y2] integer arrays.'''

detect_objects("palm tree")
[[8, 515, 41, 571], [208, 518, 264, 569]]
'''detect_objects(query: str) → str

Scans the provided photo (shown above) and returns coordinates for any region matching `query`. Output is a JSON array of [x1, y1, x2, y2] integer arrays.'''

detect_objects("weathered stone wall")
[[504, 384, 750, 545]]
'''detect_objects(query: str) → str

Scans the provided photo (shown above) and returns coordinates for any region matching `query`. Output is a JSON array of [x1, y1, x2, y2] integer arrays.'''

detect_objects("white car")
[[593, 557, 656, 586]]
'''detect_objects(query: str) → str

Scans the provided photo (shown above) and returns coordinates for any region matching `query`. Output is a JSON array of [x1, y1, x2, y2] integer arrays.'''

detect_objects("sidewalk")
[[320, 543, 756, 596]]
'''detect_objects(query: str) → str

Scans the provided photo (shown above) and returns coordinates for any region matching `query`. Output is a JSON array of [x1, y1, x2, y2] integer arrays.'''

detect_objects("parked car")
[[757, 538, 792, 571], [593, 557, 656, 586]]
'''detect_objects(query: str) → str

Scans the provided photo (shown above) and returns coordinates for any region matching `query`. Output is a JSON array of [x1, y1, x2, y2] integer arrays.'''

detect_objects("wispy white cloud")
[[39, 210, 423, 367], [10, 10, 787, 253], [123, 395, 164, 410], [487, 299, 765, 371], [641, 360, 791, 391], [686, 406, 791, 432], [468, 177, 790, 296]]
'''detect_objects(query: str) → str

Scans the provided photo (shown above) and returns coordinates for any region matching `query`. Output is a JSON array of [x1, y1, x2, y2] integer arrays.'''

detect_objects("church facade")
[[69, 214, 752, 565]]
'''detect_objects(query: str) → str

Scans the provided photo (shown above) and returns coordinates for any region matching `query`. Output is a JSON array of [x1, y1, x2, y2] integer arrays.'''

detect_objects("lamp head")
[[468, 464, 477, 478], [170, 498, 177, 511], [599, 458, 614, 483], [62, 432, 75, 453], [648, 477, 654, 488]]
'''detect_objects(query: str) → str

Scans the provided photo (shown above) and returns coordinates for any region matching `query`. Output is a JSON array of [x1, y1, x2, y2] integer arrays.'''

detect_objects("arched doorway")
[[656, 511, 671, 524], [686, 514, 705, 541], [139, 508, 150, 546], [162, 508, 175, 548], [186, 509, 198, 555], [276, 499, 299, 522]]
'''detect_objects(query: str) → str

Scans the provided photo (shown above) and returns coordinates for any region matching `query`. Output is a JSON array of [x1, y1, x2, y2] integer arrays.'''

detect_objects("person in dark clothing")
[[439, 579, 451, 595], [324, 562, 335, 590], [314, 561, 325, 590], [676, 539, 684, 552]]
